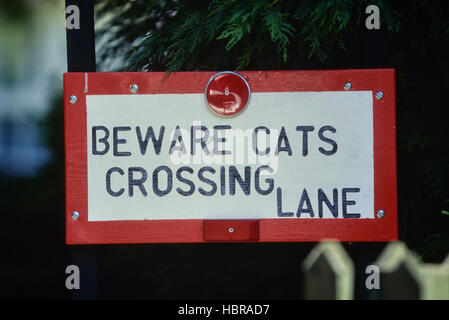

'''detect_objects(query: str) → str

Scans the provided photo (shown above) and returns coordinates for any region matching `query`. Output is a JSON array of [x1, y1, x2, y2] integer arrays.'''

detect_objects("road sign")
[[64, 69, 397, 244]]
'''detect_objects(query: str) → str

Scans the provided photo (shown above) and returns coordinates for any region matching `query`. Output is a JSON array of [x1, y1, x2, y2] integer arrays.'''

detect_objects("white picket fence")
[[302, 241, 449, 300]]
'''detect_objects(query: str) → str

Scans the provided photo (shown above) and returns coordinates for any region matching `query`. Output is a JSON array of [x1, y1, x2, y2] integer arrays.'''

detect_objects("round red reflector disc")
[[205, 71, 251, 117]]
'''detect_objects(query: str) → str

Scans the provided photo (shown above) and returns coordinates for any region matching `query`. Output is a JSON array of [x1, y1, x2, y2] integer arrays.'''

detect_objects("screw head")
[[130, 84, 139, 93], [344, 82, 353, 90], [228, 227, 234, 233], [69, 95, 78, 104], [71, 211, 80, 220], [376, 209, 385, 219], [375, 91, 384, 100]]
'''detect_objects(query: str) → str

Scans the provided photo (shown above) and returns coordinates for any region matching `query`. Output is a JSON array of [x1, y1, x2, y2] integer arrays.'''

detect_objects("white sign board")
[[86, 92, 373, 221]]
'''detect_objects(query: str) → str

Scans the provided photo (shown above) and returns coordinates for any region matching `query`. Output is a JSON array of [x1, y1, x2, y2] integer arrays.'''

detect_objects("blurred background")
[[0, 0, 448, 299], [0, 1, 64, 176], [0, 0, 69, 299]]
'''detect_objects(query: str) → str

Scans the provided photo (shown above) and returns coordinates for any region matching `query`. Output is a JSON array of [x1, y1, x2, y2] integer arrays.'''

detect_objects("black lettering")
[[297, 188, 314, 217], [169, 125, 187, 155], [342, 188, 361, 218], [106, 167, 124, 197], [318, 125, 338, 156], [277, 187, 294, 217], [296, 126, 314, 156], [220, 166, 226, 195], [318, 188, 338, 218], [255, 166, 274, 195], [191, 125, 210, 155], [152, 166, 173, 197], [229, 166, 251, 195], [176, 166, 195, 196], [113, 126, 131, 156], [92, 126, 110, 155], [275, 126, 292, 155], [252, 126, 270, 155], [128, 167, 148, 197], [136, 126, 165, 155], [198, 167, 217, 196], [213, 125, 231, 155]]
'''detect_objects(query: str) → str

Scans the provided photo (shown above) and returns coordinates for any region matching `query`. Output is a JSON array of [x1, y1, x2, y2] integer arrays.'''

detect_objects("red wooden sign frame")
[[64, 69, 397, 244]]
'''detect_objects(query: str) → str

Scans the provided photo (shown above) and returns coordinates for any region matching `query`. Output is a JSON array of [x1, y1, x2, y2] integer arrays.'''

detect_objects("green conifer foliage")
[[95, 0, 399, 71]]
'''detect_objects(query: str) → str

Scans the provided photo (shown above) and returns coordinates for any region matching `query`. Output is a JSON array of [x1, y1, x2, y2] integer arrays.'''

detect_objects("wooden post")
[[418, 254, 449, 300], [65, 0, 96, 72], [302, 241, 354, 300], [65, 0, 98, 300], [376, 241, 421, 299], [377, 241, 449, 299]]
